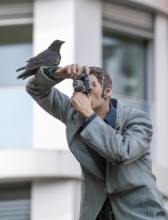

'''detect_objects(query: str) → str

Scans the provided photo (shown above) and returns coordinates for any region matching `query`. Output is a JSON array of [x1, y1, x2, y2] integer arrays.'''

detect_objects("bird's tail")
[[16, 66, 25, 72], [16, 70, 36, 80]]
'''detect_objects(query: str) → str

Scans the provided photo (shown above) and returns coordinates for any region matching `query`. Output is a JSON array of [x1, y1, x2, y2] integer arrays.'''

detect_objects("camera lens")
[[73, 80, 80, 88], [73, 80, 83, 88]]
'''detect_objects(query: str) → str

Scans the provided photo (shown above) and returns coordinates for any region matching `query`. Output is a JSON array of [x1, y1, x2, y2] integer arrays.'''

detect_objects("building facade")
[[0, 0, 168, 219]]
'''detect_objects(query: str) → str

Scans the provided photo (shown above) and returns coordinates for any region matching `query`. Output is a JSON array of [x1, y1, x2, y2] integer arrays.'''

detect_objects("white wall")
[[154, 14, 168, 168], [33, 0, 75, 149], [75, 0, 102, 66], [31, 179, 81, 220], [32, 0, 102, 150], [0, 150, 81, 182]]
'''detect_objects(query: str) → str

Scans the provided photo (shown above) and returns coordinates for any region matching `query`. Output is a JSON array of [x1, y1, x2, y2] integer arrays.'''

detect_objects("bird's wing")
[[17, 50, 49, 71], [26, 52, 61, 70], [26, 49, 48, 62]]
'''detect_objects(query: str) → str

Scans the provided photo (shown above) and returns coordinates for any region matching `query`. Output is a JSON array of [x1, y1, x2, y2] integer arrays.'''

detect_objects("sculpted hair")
[[89, 66, 112, 90]]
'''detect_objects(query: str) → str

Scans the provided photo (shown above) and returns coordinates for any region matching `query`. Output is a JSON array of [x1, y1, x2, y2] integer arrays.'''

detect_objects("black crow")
[[16, 39, 65, 79]]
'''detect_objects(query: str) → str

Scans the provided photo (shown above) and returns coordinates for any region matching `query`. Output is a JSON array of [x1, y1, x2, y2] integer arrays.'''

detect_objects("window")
[[0, 0, 33, 87], [103, 32, 147, 100], [0, 183, 31, 220], [0, 25, 33, 87], [102, 2, 154, 112], [0, 1, 33, 148]]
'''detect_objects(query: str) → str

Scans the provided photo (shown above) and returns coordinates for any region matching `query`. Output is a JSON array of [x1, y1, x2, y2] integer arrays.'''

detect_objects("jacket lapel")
[[66, 100, 124, 183], [66, 112, 105, 182], [113, 99, 124, 131]]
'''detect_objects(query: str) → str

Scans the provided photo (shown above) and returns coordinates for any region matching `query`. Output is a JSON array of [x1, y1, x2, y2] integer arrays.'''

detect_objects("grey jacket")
[[26, 67, 168, 220]]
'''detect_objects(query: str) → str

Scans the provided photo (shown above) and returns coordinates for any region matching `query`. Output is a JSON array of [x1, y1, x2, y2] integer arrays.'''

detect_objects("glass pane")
[[103, 32, 146, 100], [0, 43, 32, 87], [0, 24, 32, 87], [0, 88, 33, 149]]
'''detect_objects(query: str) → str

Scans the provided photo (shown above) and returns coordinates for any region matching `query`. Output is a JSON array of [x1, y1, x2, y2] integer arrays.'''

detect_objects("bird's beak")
[[61, 41, 65, 44]]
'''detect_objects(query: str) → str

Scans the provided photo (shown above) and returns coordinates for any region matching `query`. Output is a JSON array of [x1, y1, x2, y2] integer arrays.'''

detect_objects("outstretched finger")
[[75, 64, 83, 78], [83, 66, 90, 75]]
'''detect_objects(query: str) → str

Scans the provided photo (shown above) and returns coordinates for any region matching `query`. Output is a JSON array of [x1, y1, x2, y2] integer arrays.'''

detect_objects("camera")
[[72, 72, 93, 94]]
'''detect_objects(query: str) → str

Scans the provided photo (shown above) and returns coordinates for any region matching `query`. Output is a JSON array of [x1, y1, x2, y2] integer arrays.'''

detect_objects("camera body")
[[73, 72, 93, 94]]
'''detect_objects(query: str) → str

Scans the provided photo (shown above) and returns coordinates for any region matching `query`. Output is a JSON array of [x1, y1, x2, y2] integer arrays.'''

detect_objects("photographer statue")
[[26, 64, 168, 220]]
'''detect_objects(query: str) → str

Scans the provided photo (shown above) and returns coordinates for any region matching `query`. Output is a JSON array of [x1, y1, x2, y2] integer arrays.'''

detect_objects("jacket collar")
[[104, 102, 116, 128], [111, 98, 123, 131]]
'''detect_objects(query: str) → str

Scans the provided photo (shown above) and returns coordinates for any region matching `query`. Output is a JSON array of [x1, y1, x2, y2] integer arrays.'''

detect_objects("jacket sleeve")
[[26, 67, 71, 124], [80, 109, 153, 165]]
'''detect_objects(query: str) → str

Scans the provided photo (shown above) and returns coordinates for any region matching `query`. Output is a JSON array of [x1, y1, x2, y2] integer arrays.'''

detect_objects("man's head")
[[69, 64, 112, 118], [89, 66, 112, 90], [89, 66, 112, 97], [88, 66, 112, 115]]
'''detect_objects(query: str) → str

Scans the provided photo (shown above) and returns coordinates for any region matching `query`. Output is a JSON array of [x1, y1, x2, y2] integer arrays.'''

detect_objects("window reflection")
[[0, 43, 32, 87], [103, 33, 146, 100], [0, 23, 33, 148], [0, 24, 32, 87]]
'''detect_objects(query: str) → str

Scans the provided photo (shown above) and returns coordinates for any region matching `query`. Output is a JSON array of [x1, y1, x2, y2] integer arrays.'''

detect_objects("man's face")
[[89, 74, 107, 112]]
